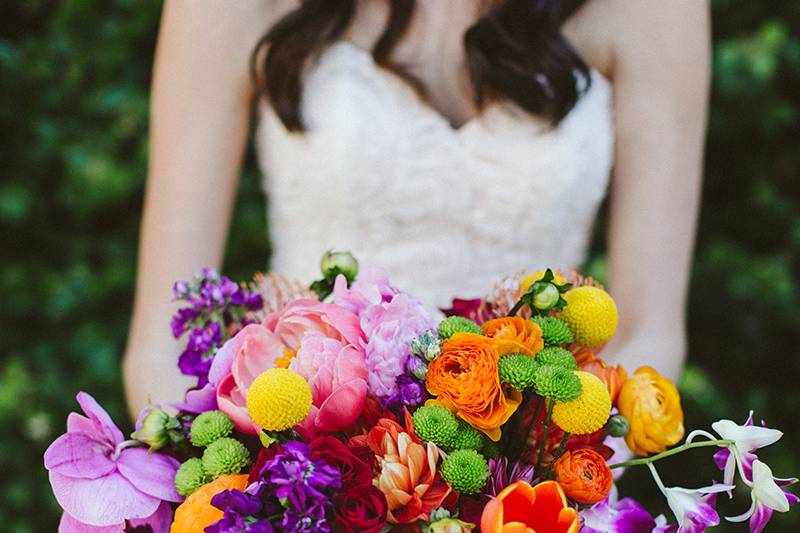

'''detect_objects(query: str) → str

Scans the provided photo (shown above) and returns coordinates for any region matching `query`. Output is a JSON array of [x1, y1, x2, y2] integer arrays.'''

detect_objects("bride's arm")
[[603, 1, 711, 382], [123, 0, 279, 418]]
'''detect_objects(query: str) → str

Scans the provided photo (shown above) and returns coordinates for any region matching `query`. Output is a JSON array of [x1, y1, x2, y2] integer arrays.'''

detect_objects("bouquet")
[[44, 252, 797, 532]]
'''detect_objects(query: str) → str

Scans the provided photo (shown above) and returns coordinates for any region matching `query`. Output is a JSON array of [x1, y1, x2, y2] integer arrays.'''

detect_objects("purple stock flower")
[[171, 268, 263, 385], [207, 487, 276, 533]]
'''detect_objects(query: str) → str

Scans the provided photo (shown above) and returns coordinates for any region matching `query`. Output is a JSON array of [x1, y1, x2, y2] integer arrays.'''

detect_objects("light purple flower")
[[360, 293, 435, 398], [333, 268, 398, 315], [661, 483, 732, 533], [581, 487, 674, 533], [710, 411, 783, 488], [484, 456, 534, 497], [44, 393, 181, 531]]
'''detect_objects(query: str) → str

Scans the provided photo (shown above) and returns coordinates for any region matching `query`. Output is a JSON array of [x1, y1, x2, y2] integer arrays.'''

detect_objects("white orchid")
[[727, 459, 798, 532], [709, 411, 782, 486]]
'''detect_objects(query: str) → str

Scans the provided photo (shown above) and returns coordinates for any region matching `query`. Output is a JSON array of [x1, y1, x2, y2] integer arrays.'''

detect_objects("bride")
[[124, 0, 710, 416]]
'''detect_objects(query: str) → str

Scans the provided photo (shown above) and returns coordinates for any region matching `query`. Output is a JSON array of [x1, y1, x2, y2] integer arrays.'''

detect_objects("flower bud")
[[605, 414, 630, 437], [532, 281, 560, 311], [429, 517, 475, 533], [320, 250, 359, 281], [131, 406, 176, 452]]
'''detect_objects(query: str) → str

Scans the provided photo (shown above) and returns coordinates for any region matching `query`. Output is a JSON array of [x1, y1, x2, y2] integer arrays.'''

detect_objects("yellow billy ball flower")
[[552, 371, 612, 435], [245, 368, 312, 432], [558, 286, 618, 348]]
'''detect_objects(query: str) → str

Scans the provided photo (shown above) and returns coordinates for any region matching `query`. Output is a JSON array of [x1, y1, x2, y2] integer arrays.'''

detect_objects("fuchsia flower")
[[582, 487, 674, 533], [44, 393, 181, 532]]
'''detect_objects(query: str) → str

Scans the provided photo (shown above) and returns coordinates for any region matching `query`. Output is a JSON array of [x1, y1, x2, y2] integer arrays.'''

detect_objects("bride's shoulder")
[[563, 0, 710, 79]]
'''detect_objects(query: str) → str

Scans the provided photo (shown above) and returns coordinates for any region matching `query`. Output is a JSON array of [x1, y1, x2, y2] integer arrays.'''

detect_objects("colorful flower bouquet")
[[45, 252, 797, 532]]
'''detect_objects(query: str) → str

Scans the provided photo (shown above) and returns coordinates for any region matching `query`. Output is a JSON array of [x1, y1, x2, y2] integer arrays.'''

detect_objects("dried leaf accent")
[[250, 272, 315, 319]]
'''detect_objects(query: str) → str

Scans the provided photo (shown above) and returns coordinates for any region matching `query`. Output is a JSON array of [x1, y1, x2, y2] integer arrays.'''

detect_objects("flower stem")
[[516, 396, 543, 461], [507, 298, 525, 317], [545, 431, 572, 479], [534, 400, 555, 477], [609, 439, 733, 469]]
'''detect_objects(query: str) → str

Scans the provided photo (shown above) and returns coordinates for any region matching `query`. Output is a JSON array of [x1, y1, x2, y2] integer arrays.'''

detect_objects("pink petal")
[[216, 373, 258, 434], [208, 331, 243, 384], [314, 378, 367, 432], [58, 512, 123, 533], [49, 471, 160, 527], [320, 303, 364, 346], [76, 392, 124, 445], [180, 383, 218, 413], [66, 413, 102, 439], [44, 433, 115, 479], [116, 448, 182, 502], [231, 325, 285, 391], [128, 500, 173, 533]]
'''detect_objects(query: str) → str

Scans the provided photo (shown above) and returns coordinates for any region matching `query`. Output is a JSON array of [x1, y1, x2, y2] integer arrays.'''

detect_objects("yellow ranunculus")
[[617, 366, 684, 456]]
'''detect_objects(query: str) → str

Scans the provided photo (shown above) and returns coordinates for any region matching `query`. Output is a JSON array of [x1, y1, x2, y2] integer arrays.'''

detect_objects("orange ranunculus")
[[481, 317, 544, 356], [366, 418, 451, 524], [553, 449, 613, 504], [426, 333, 521, 442], [481, 480, 579, 533], [170, 474, 249, 533], [579, 356, 627, 404], [617, 366, 684, 456]]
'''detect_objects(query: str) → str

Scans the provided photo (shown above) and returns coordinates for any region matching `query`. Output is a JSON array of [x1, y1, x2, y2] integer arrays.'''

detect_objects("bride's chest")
[[257, 43, 615, 232]]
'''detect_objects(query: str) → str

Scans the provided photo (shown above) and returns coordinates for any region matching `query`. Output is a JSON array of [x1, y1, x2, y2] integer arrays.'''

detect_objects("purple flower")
[[359, 293, 435, 399], [661, 483, 732, 533], [484, 456, 534, 497], [44, 393, 181, 530], [581, 488, 675, 533], [333, 268, 398, 315], [207, 487, 276, 533]]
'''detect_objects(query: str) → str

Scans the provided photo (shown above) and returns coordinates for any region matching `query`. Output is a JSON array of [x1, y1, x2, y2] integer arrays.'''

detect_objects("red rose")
[[332, 484, 388, 533], [310, 436, 373, 490]]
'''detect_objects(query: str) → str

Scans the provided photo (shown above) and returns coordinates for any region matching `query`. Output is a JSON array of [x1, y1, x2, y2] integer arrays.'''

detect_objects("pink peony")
[[44, 393, 181, 532], [215, 299, 365, 434], [290, 332, 368, 435]]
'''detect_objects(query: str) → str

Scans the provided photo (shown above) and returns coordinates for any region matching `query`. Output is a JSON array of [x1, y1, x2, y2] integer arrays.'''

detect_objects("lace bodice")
[[256, 42, 614, 309]]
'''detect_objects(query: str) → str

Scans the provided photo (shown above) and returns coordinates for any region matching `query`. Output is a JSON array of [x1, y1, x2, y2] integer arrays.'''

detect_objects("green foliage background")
[[1, 1, 797, 530]]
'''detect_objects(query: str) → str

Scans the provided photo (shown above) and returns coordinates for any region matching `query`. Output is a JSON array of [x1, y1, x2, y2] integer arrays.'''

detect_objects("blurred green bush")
[[0, 0, 797, 530]]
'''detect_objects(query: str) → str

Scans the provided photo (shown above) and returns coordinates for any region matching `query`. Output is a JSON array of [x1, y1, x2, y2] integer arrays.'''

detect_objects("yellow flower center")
[[274, 347, 298, 369]]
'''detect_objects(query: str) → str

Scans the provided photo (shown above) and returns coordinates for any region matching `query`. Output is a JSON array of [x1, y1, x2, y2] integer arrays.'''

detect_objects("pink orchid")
[[44, 393, 181, 532], [290, 332, 368, 434], [215, 299, 365, 434]]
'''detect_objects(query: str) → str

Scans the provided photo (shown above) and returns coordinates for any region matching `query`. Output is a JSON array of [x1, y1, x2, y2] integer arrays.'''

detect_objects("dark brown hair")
[[253, 0, 590, 132]]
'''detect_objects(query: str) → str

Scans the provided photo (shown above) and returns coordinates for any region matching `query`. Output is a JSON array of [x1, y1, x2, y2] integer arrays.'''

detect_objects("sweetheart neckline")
[[322, 40, 611, 134]]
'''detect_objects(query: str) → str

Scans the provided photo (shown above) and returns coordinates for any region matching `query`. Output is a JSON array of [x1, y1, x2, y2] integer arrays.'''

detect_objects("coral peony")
[[214, 299, 365, 434], [617, 366, 684, 456], [481, 480, 580, 533], [426, 333, 521, 442], [553, 449, 613, 504], [481, 317, 544, 356], [366, 418, 451, 524]]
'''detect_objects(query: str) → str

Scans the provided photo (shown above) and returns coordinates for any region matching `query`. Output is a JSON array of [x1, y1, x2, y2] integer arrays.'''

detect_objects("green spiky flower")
[[531, 315, 574, 346], [412, 405, 459, 448], [447, 419, 485, 452], [533, 365, 582, 402], [498, 354, 540, 391], [440, 450, 490, 494], [201, 437, 251, 479], [535, 347, 577, 370], [437, 316, 482, 340], [191, 410, 235, 447], [174, 458, 208, 497]]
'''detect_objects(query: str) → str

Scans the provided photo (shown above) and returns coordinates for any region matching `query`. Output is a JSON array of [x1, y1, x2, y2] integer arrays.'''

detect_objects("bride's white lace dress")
[[256, 42, 614, 309]]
